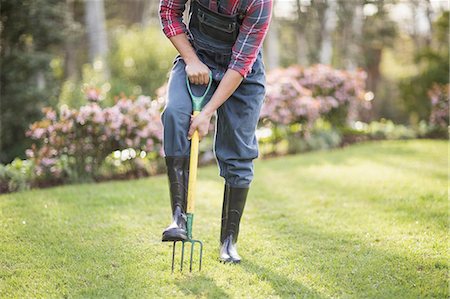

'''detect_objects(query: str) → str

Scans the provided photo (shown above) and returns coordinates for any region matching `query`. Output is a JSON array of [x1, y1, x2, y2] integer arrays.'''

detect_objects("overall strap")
[[209, 0, 218, 11]]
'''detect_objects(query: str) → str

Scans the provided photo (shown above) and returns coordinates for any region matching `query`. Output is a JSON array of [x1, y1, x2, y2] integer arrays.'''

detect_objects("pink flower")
[[85, 87, 102, 102]]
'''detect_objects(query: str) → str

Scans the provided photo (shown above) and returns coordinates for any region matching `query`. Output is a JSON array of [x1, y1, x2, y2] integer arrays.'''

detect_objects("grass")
[[0, 139, 448, 298]]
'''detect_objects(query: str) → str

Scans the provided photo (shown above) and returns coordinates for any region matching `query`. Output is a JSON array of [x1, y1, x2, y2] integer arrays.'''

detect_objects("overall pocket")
[[188, 0, 240, 43]]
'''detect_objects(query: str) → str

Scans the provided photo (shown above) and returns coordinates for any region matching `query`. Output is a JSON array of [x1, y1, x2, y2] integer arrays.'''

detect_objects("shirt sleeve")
[[159, 0, 189, 38], [228, 0, 273, 78]]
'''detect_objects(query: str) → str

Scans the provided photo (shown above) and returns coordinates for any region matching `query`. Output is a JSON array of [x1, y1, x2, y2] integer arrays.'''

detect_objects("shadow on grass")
[[240, 260, 326, 298], [175, 275, 231, 298]]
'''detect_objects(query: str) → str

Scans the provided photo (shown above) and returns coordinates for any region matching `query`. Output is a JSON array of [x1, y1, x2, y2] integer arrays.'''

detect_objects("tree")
[[361, 1, 397, 93], [399, 11, 449, 121], [0, 0, 66, 163]]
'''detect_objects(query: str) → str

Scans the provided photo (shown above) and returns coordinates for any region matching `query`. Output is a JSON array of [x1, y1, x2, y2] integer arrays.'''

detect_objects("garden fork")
[[169, 72, 212, 273]]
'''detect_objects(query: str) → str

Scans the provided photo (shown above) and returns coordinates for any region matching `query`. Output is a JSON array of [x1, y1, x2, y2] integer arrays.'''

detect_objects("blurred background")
[[0, 0, 448, 193]]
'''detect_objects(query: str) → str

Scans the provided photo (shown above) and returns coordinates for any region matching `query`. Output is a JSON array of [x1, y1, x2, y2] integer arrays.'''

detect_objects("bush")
[[260, 64, 369, 131], [0, 159, 35, 193], [366, 119, 417, 140], [257, 119, 342, 157], [25, 93, 164, 183], [427, 83, 449, 138]]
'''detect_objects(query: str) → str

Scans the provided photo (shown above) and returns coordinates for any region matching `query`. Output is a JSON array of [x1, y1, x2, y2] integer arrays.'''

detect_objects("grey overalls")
[[161, 0, 266, 188]]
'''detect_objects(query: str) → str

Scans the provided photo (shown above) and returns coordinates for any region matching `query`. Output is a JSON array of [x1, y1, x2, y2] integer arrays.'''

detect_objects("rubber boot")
[[162, 156, 189, 242], [219, 183, 249, 263]]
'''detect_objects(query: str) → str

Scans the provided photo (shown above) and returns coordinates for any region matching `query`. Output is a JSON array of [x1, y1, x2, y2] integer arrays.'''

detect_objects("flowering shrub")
[[261, 64, 368, 130], [428, 83, 449, 128], [26, 93, 164, 182]]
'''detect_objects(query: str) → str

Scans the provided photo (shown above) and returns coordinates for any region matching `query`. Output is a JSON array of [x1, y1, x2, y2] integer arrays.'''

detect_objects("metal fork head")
[[171, 239, 203, 273]]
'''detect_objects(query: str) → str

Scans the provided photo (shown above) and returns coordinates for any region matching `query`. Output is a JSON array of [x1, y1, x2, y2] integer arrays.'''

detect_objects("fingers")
[[189, 74, 199, 85], [186, 62, 211, 85], [188, 119, 207, 141], [188, 126, 203, 141], [187, 71, 209, 85], [187, 121, 196, 140], [203, 72, 210, 84], [189, 74, 208, 85]]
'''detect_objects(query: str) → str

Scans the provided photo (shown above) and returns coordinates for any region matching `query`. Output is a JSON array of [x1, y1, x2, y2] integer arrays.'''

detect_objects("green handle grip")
[[186, 72, 213, 111]]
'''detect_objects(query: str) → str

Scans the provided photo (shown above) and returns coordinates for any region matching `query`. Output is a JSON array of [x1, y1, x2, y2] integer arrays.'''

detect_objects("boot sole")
[[161, 229, 188, 242], [219, 257, 241, 264]]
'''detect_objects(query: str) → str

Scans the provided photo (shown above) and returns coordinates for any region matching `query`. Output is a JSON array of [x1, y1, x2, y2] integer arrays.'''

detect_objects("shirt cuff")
[[162, 25, 187, 39]]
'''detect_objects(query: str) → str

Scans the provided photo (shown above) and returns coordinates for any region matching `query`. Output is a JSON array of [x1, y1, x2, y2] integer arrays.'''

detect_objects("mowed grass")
[[0, 140, 448, 298]]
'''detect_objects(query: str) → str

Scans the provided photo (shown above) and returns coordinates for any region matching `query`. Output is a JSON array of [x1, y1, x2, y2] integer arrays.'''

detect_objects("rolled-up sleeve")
[[159, 0, 188, 38], [228, 0, 273, 78]]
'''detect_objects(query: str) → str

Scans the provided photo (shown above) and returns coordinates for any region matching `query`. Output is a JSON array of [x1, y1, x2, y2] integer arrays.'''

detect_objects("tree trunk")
[[85, 0, 109, 79], [424, 0, 433, 46], [295, 0, 309, 65], [319, 0, 336, 65], [310, 0, 327, 64], [346, 2, 363, 70], [64, 0, 78, 79], [265, 11, 280, 70], [295, 30, 308, 65]]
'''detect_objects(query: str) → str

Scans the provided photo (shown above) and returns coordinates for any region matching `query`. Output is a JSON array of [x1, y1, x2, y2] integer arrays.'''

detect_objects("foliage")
[[365, 119, 417, 140], [25, 92, 164, 184], [399, 11, 449, 121], [108, 25, 177, 97], [0, 0, 67, 164], [428, 83, 449, 128], [3, 61, 437, 193], [260, 64, 368, 130], [341, 118, 448, 144], [342, 119, 417, 141], [424, 83, 449, 139], [58, 64, 113, 108], [57, 25, 177, 109], [0, 159, 35, 193], [257, 119, 342, 157]]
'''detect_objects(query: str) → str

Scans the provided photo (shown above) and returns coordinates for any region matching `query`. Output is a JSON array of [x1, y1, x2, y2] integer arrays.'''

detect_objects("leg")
[[161, 57, 194, 157], [161, 57, 192, 241], [214, 67, 266, 262], [161, 56, 216, 241], [214, 70, 266, 187]]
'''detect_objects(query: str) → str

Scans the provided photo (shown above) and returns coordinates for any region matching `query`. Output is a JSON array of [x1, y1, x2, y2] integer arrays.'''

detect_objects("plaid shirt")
[[159, 0, 273, 78]]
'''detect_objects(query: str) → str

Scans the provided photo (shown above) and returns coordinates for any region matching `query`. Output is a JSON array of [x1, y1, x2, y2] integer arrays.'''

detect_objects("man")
[[158, 0, 272, 263]]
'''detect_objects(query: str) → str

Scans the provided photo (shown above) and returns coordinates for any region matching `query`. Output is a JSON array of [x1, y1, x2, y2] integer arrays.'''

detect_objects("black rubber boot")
[[162, 156, 189, 242], [219, 183, 249, 263]]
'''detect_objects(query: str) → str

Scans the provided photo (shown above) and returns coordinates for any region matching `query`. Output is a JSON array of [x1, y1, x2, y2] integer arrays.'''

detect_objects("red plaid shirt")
[[159, 0, 273, 78]]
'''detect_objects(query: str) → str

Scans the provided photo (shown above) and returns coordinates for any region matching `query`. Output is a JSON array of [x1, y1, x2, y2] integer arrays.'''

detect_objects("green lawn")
[[1, 140, 448, 298]]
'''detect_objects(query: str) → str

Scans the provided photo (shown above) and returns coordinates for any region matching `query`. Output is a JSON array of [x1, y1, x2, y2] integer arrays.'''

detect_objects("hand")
[[185, 59, 211, 85], [188, 110, 213, 141]]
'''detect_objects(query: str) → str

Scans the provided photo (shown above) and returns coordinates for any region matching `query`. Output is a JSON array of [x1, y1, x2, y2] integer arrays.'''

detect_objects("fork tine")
[[170, 240, 203, 273], [198, 241, 203, 271], [171, 241, 176, 273], [181, 241, 185, 272], [189, 242, 195, 272]]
